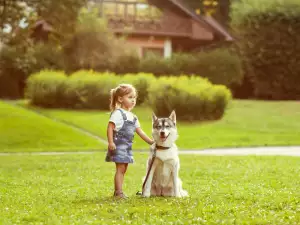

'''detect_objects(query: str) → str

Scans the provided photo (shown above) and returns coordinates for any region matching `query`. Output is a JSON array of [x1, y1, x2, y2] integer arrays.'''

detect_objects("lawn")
[[22, 100, 300, 150], [1, 153, 299, 224], [0, 101, 105, 152]]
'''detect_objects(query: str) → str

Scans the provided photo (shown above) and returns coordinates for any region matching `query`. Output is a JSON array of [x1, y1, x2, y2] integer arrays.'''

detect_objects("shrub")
[[66, 70, 155, 107], [25, 70, 67, 108], [231, 0, 300, 100], [148, 76, 232, 121], [118, 73, 156, 105], [139, 50, 243, 87], [0, 43, 36, 99], [26, 71, 232, 120], [26, 70, 155, 109], [65, 71, 119, 109], [0, 40, 65, 99], [139, 53, 175, 75], [192, 49, 243, 87], [110, 39, 140, 74]]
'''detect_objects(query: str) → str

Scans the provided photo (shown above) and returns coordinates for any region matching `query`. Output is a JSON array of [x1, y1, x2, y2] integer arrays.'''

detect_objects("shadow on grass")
[[73, 195, 195, 206], [72, 196, 137, 204]]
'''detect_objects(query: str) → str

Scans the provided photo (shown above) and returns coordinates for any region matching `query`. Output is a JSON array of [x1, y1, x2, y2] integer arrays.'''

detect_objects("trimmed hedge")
[[25, 70, 231, 121], [139, 49, 243, 87], [25, 70, 155, 109], [25, 70, 67, 108], [231, 0, 300, 100], [148, 76, 232, 121], [120, 73, 156, 105]]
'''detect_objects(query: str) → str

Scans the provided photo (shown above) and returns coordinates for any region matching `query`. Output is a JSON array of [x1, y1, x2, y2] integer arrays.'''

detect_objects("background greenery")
[[25, 71, 232, 121], [231, 0, 300, 100]]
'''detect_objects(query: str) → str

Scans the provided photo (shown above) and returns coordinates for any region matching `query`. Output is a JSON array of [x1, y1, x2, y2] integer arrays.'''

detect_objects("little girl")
[[105, 83, 154, 198]]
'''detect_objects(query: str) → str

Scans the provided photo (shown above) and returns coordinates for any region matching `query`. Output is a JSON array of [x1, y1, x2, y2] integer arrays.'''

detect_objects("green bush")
[[66, 72, 119, 109], [0, 71, 23, 99], [139, 50, 243, 87], [110, 39, 140, 74], [26, 70, 232, 120], [25, 70, 67, 108], [139, 53, 175, 75], [66, 70, 155, 107], [25, 70, 155, 109], [0, 40, 66, 99], [0, 43, 36, 99], [118, 73, 156, 105], [193, 49, 243, 87], [148, 76, 232, 121], [231, 0, 300, 100]]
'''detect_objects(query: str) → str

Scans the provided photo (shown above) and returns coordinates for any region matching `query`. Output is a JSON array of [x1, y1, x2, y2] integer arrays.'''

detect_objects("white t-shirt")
[[109, 109, 141, 131]]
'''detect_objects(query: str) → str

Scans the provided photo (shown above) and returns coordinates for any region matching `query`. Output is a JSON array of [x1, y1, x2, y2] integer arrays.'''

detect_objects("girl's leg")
[[114, 163, 128, 196]]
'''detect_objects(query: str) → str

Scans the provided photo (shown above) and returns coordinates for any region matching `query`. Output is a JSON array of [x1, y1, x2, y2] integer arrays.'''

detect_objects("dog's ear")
[[152, 112, 158, 123], [169, 110, 176, 124]]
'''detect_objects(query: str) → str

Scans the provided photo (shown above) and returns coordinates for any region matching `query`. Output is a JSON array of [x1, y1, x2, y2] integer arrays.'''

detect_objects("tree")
[[185, 0, 231, 26], [0, 0, 86, 43], [0, 0, 86, 99]]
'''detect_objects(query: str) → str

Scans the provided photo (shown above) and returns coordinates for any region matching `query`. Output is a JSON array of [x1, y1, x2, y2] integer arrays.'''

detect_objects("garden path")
[[1, 146, 300, 156]]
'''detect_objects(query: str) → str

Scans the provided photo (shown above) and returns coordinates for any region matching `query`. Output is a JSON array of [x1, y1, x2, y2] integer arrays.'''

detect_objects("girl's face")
[[118, 90, 136, 111]]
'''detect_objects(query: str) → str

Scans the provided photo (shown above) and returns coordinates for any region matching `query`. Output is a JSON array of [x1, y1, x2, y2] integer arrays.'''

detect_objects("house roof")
[[33, 20, 54, 32], [168, 0, 233, 41]]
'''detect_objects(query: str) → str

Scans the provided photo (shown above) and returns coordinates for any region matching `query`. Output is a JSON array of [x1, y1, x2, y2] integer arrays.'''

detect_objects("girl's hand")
[[108, 142, 116, 151]]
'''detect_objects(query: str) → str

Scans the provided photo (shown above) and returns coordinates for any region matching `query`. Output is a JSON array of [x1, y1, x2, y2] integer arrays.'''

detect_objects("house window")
[[116, 4, 125, 16], [127, 4, 136, 18], [99, 0, 162, 20], [151, 6, 162, 18], [103, 2, 116, 16]]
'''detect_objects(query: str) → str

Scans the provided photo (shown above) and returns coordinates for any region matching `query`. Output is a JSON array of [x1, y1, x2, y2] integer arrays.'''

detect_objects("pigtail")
[[109, 88, 117, 112]]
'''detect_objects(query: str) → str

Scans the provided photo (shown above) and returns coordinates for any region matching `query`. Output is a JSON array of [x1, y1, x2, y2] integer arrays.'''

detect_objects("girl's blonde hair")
[[110, 84, 137, 111]]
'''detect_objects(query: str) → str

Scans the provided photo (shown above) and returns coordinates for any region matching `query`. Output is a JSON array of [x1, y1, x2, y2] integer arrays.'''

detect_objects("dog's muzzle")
[[159, 132, 170, 142]]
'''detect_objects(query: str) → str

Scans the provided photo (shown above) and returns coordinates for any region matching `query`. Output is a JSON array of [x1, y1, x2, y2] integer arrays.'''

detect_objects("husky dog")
[[142, 111, 188, 197]]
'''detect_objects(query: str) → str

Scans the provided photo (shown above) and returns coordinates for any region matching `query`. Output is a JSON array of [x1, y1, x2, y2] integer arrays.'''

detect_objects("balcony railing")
[[93, 0, 192, 36]]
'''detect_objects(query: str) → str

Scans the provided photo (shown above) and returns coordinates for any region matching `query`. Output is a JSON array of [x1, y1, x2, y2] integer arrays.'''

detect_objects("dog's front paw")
[[175, 191, 182, 198], [142, 191, 151, 198]]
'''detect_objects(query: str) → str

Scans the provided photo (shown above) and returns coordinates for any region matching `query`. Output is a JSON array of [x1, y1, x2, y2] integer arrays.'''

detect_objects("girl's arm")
[[136, 127, 154, 145], [107, 122, 116, 150]]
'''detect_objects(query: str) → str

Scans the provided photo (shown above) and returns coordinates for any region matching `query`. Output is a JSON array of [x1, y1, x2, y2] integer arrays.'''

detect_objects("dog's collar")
[[155, 145, 171, 150]]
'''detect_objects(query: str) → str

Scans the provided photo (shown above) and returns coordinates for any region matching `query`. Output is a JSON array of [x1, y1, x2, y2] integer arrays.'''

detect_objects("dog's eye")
[[157, 125, 162, 129], [165, 125, 170, 128]]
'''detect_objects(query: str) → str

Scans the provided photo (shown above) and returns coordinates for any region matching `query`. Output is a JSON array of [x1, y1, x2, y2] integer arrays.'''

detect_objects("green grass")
[[0, 101, 105, 152], [24, 100, 300, 150], [1, 153, 299, 224]]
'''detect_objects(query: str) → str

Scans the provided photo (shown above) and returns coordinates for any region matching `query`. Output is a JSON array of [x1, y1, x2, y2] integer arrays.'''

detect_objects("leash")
[[136, 145, 170, 196]]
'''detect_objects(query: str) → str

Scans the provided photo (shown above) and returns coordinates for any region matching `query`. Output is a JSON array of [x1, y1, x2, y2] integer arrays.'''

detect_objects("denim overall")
[[105, 109, 136, 163]]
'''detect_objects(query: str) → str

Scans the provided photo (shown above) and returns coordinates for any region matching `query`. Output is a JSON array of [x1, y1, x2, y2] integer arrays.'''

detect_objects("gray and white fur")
[[142, 111, 188, 197]]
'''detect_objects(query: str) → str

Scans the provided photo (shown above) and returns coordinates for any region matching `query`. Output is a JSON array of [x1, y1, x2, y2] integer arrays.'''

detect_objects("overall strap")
[[117, 109, 127, 121], [133, 115, 137, 124]]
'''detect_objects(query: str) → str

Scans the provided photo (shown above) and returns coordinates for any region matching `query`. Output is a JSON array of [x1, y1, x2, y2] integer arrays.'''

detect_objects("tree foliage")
[[64, 7, 139, 73], [185, 0, 231, 26], [231, 0, 300, 100], [0, 0, 86, 43], [0, 0, 86, 98]]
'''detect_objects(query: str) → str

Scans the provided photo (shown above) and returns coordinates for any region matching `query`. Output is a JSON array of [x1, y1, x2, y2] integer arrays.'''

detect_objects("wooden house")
[[93, 0, 233, 57]]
